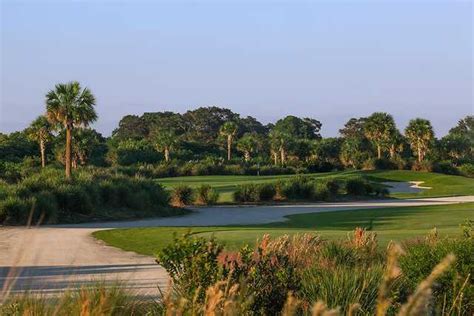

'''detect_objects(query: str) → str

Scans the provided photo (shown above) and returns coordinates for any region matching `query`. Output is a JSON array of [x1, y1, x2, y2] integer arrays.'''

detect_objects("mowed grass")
[[156, 170, 474, 202], [94, 202, 474, 255]]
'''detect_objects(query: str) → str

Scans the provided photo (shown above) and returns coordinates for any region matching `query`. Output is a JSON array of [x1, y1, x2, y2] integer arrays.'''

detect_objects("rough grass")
[[156, 170, 474, 202], [93, 202, 474, 255]]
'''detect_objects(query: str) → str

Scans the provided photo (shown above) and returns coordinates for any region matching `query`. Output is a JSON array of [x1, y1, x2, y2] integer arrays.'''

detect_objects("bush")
[[433, 161, 460, 175], [300, 265, 383, 314], [411, 160, 433, 172], [233, 183, 259, 203], [374, 158, 397, 170], [0, 168, 171, 225], [400, 237, 474, 314], [171, 185, 194, 207], [313, 182, 330, 201], [195, 185, 219, 205], [34, 191, 59, 224], [281, 176, 314, 200], [322, 178, 340, 196], [257, 183, 276, 201], [156, 233, 224, 301], [0, 196, 31, 224], [458, 163, 474, 177], [345, 177, 370, 196]]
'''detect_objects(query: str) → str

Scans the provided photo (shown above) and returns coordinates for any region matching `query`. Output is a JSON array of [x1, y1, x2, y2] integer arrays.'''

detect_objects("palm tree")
[[405, 118, 434, 163], [150, 127, 178, 162], [46, 81, 97, 178], [269, 130, 290, 165], [26, 116, 53, 168], [237, 134, 257, 162], [364, 112, 397, 159], [220, 121, 238, 161]]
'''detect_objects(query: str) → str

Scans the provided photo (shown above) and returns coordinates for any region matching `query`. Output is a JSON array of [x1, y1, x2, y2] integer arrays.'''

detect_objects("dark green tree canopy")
[[273, 116, 322, 140]]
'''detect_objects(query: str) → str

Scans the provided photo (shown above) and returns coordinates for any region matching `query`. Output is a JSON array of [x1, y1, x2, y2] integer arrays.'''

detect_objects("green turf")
[[156, 170, 474, 202], [93, 202, 474, 256]]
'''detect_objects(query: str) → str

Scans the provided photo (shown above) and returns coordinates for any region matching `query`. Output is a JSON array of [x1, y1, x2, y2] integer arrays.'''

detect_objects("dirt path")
[[1, 196, 473, 298]]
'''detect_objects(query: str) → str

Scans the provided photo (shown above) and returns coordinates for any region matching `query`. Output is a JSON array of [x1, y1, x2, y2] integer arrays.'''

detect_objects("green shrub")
[[234, 183, 259, 203], [156, 233, 224, 301], [345, 177, 369, 195], [281, 176, 314, 200], [195, 185, 219, 205], [411, 160, 433, 172], [0, 196, 31, 224], [313, 181, 330, 201], [171, 185, 194, 207], [300, 265, 383, 314], [433, 161, 460, 175], [0, 168, 171, 225], [56, 185, 93, 215], [34, 191, 59, 224], [323, 178, 340, 196], [257, 183, 276, 201], [400, 237, 474, 314], [459, 163, 474, 177], [374, 158, 397, 170]]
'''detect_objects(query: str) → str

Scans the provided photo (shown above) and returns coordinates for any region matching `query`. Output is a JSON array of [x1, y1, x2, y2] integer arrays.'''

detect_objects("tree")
[[405, 118, 434, 163], [364, 112, 397, 159], [446, 115, 474, 161], [273, 116, 322, 140], [46, 81, 97, 178], [339, 117, 367, 139], [112, 115, 147, 140], [54, 128, 106, 168], [150, 127, 178, 162], [269, 130, 291, 165], [26, 116, 53, 167], [237, 133, 257, 162], [220, 121, 238, 161], [183, 107, 240, 143], [340, 138, 370, 169]]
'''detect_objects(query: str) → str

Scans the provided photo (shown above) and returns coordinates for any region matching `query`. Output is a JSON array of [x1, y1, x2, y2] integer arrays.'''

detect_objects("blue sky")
[[1, 0, 472, 137]]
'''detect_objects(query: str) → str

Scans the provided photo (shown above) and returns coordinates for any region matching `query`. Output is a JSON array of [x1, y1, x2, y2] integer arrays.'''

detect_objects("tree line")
[[1, 81, 473, 178]]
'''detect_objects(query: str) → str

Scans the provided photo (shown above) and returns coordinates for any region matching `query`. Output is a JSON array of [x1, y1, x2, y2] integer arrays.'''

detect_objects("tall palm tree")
[[45, 81, 97, 178], [405, 118, 434, 163], [26, 116, 53, 168], [237, 133, 257, 162], [364, 112, 397, 159], [220, 121, 238, 161], [150, 127, 178, 162]]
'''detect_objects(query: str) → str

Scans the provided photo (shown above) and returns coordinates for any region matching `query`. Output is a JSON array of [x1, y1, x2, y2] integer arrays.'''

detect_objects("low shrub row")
[[0, 168, 173, 225], [233, 176, 388, 203], [170, 184, 220, 207]]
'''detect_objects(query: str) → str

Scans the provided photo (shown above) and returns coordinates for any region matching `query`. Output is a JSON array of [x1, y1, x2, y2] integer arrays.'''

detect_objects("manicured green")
[[94, 202, 474, 255], [156, 170, 474, 202]]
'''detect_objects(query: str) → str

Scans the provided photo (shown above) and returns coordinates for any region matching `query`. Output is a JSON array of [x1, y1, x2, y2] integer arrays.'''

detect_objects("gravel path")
[[1, 196, 473, 299]]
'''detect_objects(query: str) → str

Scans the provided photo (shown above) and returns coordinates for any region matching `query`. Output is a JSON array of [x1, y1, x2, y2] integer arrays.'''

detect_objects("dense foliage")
[[0, 168, 174, 225], [2, 105, 472, 180], [155, 229, 473, 315]]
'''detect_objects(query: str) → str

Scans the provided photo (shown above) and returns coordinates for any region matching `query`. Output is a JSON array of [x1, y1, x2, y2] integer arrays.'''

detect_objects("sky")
[[1, 0, 472, 137]]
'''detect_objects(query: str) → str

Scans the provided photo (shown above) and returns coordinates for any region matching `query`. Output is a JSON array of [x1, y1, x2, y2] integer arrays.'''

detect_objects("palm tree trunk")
[[280, 148, 286, 165], [65, 126, 72, 179], [40, 139, 46, 168], [227, 135, 232, 161], [389, 144, 395, 159], [377, 145, 382, 159], [164, 147, 170, 162], [418, 147, 423, 163], [244, 151, 250, 162], [272, 151, 278, 165]]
